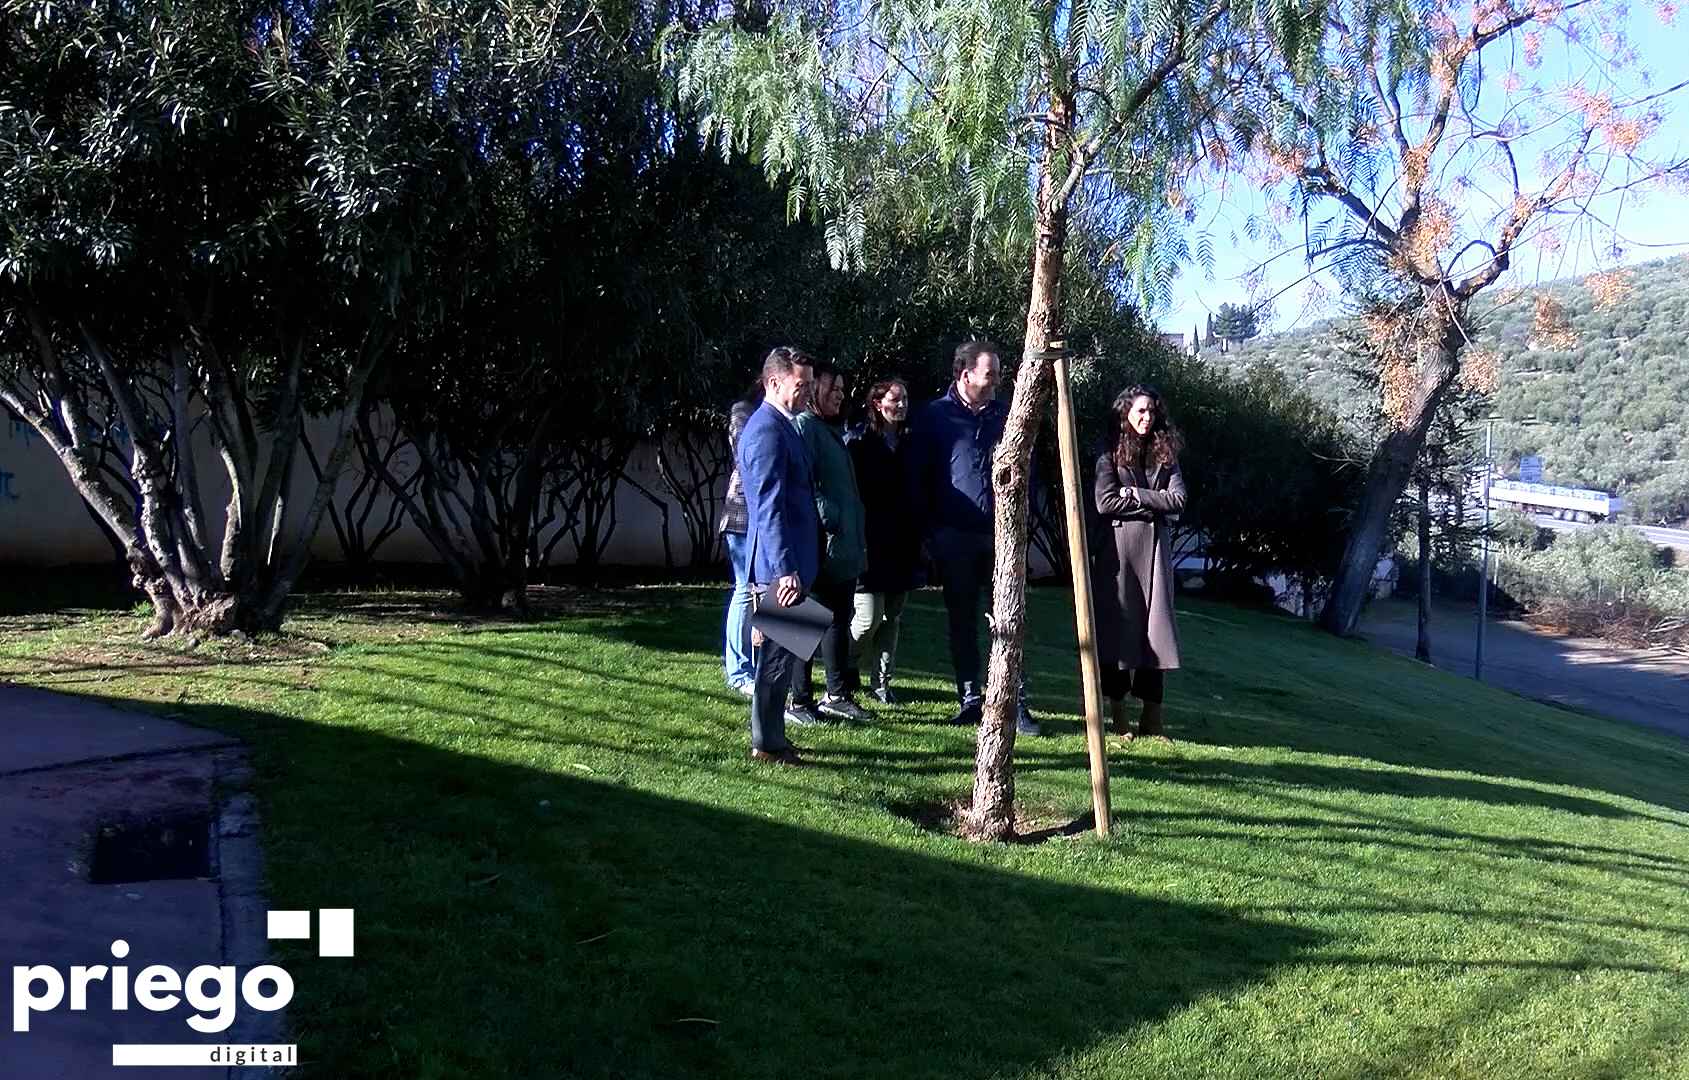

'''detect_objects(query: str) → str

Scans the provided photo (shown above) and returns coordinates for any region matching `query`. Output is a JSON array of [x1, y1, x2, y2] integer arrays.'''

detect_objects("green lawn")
[[3, 585, 1687, 1079]]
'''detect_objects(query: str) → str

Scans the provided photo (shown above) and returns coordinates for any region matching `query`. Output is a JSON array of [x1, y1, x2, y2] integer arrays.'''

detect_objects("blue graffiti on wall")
[[4, 411, 29, 502]]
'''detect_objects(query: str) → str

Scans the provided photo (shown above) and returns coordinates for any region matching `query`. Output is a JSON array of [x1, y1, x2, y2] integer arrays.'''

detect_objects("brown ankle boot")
[[1109, 697, 1132, 740], [1138, 701, 1167, 739]]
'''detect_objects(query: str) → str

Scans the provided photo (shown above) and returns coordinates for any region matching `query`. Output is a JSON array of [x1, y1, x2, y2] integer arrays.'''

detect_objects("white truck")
[[1488, 478, 1623, 523]]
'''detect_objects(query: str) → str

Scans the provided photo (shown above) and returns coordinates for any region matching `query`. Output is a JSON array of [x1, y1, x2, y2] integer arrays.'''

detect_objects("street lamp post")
[[1475, 417, 1496, 681], [1474, 414, 1538, 682]]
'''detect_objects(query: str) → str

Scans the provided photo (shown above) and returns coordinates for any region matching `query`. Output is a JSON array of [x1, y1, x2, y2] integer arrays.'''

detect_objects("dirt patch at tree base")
[[887, 797, 1096, 844]]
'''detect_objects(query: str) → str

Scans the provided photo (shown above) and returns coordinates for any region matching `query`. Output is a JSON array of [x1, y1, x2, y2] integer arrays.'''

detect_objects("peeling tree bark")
[[962, 90, 1069, 843]]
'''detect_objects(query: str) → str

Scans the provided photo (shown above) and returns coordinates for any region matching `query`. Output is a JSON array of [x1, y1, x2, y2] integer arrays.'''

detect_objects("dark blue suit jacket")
[[737, 401, 821, 589], [909, 386, 1004, 539], [908, 385, 1040, 560]]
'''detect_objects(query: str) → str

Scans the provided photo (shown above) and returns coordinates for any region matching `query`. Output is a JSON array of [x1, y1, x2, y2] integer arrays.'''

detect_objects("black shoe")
[[948, 701, 983, 726], [818, 695, 872, 724], [1016, 709, 1043, 737], [784, 704, 825, 727], [872, 685, 898, 706]]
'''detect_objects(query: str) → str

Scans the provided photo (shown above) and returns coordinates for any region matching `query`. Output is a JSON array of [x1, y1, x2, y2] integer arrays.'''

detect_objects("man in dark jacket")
[[909, 340, 1041, 735], [737, 347, 822, 766], [789, 361, 872, 725]]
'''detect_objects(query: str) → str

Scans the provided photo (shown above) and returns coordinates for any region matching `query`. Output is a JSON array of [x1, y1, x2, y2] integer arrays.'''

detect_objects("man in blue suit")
[[737, 346, 821, 766]]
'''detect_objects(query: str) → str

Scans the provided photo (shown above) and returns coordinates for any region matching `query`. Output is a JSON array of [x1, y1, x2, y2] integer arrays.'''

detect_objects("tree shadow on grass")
[[0, 564, 133, 616], [189, 637, 1686, 896], [767, 589, 1689, 817], [1129, 802, 1689, 881], [1112, 755, 1685, 828], [63, 691, 1326, 1080], [524, 585, 1689, 821], [572, 588, 994, 715], [437, 622, 1682, 834], [136, 635, 1686, 904], [1163, 614, 1689, 816]]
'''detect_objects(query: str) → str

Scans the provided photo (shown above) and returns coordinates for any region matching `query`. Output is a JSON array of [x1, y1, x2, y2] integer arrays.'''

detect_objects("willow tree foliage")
[[1239, 0, 1689, 635], [665, 0, 1320, 839]]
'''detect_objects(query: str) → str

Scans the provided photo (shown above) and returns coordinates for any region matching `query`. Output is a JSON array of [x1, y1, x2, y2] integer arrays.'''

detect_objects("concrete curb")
[[215, 753, 294, 1079]]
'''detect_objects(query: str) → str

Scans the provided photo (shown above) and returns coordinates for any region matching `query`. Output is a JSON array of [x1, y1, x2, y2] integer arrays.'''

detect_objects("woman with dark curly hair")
[[845, 377, 922, 704], [1093, 384, 1187, 741]]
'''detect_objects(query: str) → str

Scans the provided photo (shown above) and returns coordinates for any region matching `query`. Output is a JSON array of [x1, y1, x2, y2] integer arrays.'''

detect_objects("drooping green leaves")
[[664, 0, 1296, 307]]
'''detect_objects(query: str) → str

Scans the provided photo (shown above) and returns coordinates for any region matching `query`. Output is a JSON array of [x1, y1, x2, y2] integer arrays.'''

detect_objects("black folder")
[[750, 592, 835, 662]]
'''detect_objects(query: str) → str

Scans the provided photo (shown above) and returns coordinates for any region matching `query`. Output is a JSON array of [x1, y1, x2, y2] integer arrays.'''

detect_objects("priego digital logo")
[[9, 907, 353, 1068]]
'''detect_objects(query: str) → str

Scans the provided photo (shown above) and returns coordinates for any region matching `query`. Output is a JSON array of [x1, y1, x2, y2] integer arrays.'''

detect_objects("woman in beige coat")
[[1093, 384, 1186, 741]]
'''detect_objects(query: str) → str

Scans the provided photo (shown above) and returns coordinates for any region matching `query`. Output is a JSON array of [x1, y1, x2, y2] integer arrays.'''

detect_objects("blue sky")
[[1156, 4, 1689, 339]]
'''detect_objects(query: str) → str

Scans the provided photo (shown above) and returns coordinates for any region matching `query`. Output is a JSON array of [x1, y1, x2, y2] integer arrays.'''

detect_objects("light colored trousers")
[[722, 531, 755, 688], [849, 591, 907, 690]]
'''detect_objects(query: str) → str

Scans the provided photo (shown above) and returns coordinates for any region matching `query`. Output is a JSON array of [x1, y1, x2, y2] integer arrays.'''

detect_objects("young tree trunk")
[[1416, 478, 1433, 662], [962, 94, 1068, 843], [1320, 334, 1462, 637]]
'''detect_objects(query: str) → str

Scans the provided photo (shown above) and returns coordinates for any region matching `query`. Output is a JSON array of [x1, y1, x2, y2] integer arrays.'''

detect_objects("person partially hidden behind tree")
[[909, 340, 1041, 736], [1092, 384, 1187, 742], [718, 380, 764, 696], [787, 360, 873, 726]]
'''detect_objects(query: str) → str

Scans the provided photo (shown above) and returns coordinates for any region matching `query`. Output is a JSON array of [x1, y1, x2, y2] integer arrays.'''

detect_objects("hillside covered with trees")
[[1217, 255, 1689, 524]]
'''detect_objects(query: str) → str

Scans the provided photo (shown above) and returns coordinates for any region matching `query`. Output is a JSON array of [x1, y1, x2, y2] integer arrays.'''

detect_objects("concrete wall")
[[1, 415, 119, 564], [0, 409, 709, 569], [1, 409, 1063, 580]]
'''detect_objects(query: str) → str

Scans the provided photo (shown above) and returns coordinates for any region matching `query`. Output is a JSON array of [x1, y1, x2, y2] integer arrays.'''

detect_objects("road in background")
[[1529, 514, 1689, 552], [1361, 598, 1689, 740]]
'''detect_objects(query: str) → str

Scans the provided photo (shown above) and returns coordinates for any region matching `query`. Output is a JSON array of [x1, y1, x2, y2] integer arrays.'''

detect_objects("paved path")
[[1361, 598, 1689, 740], [0, 686, 272, 1079], [2, 685, 234, 774]]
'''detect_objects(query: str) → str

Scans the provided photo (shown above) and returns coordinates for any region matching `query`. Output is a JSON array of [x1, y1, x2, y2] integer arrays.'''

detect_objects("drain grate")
[[89, 813, 212, 884]]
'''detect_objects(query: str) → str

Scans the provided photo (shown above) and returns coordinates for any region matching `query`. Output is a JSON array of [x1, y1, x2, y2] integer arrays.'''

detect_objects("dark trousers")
[[937, 533, 1028, 709], [751, 637, 799, 752], [792, 576, 855, 705], [1102, 666, 1165, 704]]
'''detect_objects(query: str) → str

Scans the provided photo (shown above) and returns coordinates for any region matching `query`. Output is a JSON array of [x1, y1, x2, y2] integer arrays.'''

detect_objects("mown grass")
[[2, 584, 1686, 1079]]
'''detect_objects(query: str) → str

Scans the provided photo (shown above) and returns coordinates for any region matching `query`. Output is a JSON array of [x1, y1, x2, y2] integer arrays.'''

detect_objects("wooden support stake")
[[1050, 345, 1111, 837]]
